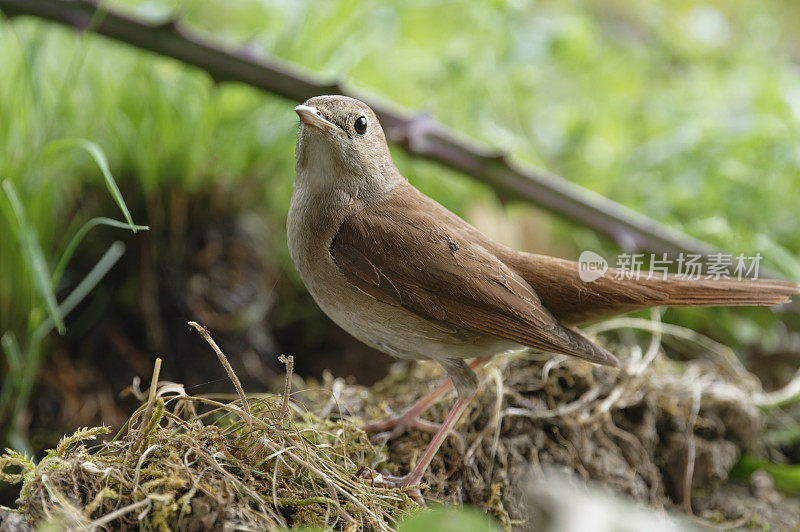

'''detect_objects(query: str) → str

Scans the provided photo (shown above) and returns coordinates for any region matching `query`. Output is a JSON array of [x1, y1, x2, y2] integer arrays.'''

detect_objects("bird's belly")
[[299, 251, 508, 362], [287, 195, 512, 362]]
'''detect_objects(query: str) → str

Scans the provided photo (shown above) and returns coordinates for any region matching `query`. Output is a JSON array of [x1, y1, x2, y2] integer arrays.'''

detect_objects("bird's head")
[[294, 95, 399, 198]]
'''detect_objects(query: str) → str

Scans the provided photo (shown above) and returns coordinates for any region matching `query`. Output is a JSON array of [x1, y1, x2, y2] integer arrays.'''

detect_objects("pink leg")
[[373, 397, 472, 503], [362, 357, 487, 440]]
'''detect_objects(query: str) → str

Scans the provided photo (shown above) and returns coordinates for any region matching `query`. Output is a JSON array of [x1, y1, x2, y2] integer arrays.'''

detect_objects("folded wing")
[[330, 187, 618, 367]]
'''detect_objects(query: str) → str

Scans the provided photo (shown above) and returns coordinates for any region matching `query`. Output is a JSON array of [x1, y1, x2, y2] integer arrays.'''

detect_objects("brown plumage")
[[505, 251, 797, 324], [288, 95, 799, 497], [330, 180, 796, 366], [331, 182, 619, 366]]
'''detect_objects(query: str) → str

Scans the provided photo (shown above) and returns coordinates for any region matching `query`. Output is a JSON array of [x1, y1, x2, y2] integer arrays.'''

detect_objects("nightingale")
[[288, 95, 798, 500]]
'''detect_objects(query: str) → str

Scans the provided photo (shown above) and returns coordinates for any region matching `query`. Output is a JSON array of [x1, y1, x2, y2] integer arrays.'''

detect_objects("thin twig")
[[188, 321, 253, 426], [278, 354, 294, 419]]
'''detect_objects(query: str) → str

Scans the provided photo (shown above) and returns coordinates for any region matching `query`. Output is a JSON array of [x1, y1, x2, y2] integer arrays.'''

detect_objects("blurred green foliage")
[[1, 0, 800, 443], [0, 137, 144, 452], [732, 454, 800, 494], [277, 505, 500, 532], [396, 505, 501, 532]]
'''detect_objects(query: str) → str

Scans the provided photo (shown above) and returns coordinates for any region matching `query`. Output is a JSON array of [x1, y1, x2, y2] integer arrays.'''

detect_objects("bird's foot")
[[360, 467, 425, 505], [362, 408, 443, 442], [362, 409, 465, 450]]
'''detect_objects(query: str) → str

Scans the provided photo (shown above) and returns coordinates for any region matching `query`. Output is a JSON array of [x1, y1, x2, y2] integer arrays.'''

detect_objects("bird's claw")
[[358, 467, 426, 505]]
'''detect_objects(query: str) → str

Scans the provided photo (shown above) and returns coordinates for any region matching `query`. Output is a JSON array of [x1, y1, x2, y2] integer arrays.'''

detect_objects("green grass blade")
[[52, 217, 148, 289], [1, 332, 22, 374], [2, 179, 66, 335], [42, 139, 139, 233], [32, 241, 127, 344], [0, 332, 23, 420], [754, 234, 800, 282]]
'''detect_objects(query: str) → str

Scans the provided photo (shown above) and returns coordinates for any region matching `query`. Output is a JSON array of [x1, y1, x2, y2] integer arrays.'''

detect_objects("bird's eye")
[[354, 116, 368, 135]]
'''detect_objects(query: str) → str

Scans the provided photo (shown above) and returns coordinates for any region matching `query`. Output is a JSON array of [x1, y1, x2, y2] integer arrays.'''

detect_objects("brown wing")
[[330, 185, 618, 366]]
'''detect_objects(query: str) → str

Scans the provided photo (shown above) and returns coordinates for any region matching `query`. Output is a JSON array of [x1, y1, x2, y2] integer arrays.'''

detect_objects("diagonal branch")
[[0, 0, 746, 259]]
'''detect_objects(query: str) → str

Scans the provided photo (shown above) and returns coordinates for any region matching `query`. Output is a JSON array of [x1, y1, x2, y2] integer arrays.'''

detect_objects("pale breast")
[[287, 191, 509, 362]]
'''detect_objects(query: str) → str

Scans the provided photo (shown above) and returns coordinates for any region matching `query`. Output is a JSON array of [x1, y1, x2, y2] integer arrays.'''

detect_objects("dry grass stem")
[[278, 354, 295, 419], [188, 320, 253, 426]]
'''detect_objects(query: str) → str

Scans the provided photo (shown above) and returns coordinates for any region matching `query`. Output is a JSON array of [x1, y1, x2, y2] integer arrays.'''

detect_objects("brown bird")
[[288, 95, 798, 500]]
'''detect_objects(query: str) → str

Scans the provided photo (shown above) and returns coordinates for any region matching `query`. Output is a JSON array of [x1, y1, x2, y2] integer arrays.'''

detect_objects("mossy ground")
[[2, 314, 799, 530]]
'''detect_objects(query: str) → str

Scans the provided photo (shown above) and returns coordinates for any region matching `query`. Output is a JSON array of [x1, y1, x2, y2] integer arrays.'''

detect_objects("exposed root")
[[300, 310, 798, 528]]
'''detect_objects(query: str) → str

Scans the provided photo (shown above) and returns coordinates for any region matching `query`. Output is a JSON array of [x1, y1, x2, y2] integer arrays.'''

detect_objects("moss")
[[1, 385, 417, 529], [3, 314, 799, 529]]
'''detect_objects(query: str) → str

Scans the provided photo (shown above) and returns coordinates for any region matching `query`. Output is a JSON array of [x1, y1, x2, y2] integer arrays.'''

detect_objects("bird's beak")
[[295, 105, 339, 134]]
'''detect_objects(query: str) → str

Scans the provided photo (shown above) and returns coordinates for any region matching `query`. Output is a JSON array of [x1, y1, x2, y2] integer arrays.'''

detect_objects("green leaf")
[[2, 179, 66, 335], [33, 241, 126, 344], [731, 455, 800, 493], [397, 506, 501, 532], [754, 234, 800, 282], [0, 332, 23, 422], [1, 332, 22, 374], [52, 217, 148, 289], [42, 138, 138, 233]]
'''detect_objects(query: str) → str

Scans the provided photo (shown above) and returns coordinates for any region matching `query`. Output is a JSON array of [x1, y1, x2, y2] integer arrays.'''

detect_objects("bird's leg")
[[369, 396, 472, 504], [362, 357, 487, 441], [360, 358, 482, 503]]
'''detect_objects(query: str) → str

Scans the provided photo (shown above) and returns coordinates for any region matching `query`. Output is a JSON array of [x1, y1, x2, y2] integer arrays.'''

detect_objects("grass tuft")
[[0, 331, 419, 530], [1, 135, 147, 451]]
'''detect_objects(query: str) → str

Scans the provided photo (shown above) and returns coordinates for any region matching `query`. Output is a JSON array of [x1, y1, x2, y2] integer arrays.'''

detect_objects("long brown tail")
[[653, 276, 797, 306], [502, 252, 799, 325]]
